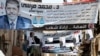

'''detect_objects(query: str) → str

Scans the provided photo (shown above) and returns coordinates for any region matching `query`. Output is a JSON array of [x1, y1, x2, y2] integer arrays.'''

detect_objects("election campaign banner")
[[42, 30, 76, 53], [20, 1, 98, 27], [0, 0, 98, 30], [42, 29, 94, 53]]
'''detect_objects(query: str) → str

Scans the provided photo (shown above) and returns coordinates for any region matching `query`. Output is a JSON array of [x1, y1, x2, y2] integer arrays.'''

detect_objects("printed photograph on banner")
[[41, 29, 94, 56], [0, 0, 32, 30], [88, 23, 94, 29]]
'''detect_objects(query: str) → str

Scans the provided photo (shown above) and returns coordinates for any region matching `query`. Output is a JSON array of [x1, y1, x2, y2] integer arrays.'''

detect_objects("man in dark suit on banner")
[[0, 0, 32, 30]]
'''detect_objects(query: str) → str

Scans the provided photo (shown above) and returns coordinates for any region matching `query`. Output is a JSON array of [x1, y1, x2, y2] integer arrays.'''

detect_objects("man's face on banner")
[[6, 2, 19, 21]]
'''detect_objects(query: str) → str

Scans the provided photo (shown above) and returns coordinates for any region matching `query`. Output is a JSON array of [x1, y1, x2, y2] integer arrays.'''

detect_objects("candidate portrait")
[[0, 0, 32, 30]]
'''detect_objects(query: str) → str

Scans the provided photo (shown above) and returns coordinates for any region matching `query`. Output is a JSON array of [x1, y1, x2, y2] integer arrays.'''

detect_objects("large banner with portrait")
[[20, 1, 98, 30], [0, 0, 98, 30], [20, 1, 98, 24]]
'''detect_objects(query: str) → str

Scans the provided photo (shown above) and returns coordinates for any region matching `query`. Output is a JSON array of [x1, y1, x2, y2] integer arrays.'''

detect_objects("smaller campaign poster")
[[41, 29, 93, 55]]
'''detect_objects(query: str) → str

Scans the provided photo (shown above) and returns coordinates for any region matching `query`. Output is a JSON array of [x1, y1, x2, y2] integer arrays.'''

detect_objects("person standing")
[[27, 32, 35, 56]]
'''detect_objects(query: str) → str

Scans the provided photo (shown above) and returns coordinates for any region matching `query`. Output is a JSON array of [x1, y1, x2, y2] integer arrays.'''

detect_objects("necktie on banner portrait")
[[10, 22, 14, 29]]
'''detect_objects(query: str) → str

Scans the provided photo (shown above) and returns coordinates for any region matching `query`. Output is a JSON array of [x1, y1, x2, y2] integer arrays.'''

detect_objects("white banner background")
[[20, 2, 98, 26]]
